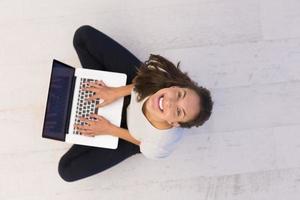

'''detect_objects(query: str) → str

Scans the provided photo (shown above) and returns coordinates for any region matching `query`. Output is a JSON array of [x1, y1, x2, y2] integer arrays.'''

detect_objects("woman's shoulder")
[[146, 127, 184, 146], [162, 127, 184, 143], [140, 127, 184, 160]]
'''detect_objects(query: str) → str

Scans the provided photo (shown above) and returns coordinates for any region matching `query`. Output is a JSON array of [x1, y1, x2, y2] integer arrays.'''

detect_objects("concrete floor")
[[0, 0, 300, 199]]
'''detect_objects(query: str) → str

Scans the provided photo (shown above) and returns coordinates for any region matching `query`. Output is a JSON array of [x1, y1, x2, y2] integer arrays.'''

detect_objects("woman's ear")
[[170, 122, 180, 127]]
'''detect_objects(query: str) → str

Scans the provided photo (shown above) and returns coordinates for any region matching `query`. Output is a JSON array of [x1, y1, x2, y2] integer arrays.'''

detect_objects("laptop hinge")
[[64, 75, 77, 134]]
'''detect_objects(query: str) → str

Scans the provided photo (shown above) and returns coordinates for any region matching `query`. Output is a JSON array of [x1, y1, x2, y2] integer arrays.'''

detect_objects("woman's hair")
[[132, 54, 213, 128]]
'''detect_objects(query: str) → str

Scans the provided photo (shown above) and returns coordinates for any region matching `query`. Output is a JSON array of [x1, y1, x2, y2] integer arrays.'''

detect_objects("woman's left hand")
[[74, 114, 115, 137]]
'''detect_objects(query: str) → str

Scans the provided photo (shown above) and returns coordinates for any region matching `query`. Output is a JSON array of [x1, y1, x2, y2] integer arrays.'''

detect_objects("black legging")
[[58, 25, 143, 182]]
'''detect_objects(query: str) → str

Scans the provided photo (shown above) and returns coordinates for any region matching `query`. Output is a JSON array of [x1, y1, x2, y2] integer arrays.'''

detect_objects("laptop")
[[42, 59, 127, 149]]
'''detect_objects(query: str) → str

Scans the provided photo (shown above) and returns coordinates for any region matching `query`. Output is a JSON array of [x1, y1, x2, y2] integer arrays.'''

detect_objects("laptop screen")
[[42, 60, 75, 141]]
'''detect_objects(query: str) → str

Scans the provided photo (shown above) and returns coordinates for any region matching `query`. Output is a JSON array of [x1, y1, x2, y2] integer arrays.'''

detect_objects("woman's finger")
[[87, 82, 103, 88], [86, 95, 104, 102], [81, 132, 95, 137], [85, 96, 97, 102], [74, 124, 92, 131], [78, 130, 94, 137], [79, 116, 94, 121], [79, 117, 87, 121], [100, 80, 106, 86], [95, 99, 105, 108], [82, 87, 98, 92], [96, 102, 106, 108], [95, 80, 106, 86], [80, 130, 95, 137], [89, 113, 103, 120]]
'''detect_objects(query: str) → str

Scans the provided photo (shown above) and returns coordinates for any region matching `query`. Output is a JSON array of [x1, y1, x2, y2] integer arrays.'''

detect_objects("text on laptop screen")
[[43, 61, 75, 140]]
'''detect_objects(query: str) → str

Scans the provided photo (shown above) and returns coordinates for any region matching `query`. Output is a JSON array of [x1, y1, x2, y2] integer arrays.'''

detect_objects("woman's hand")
[[83, 80, 120, 108], [74, 114, 116, 137]]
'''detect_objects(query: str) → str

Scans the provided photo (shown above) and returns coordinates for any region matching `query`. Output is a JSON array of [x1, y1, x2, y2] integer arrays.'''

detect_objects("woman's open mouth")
[[157, 95, 164, 113]]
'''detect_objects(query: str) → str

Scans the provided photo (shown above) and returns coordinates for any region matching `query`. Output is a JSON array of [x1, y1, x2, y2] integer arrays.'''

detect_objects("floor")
[[0, 0, 300, 199]]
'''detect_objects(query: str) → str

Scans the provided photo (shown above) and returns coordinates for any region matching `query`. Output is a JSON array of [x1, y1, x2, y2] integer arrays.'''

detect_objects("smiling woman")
[[143, 86, 201, 129], [58, 25, 213, 182], [133, 54, 213, 129]]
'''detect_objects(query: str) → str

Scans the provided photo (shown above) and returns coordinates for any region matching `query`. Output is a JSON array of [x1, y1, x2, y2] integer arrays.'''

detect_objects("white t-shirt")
[[126, 88, 184, 160]]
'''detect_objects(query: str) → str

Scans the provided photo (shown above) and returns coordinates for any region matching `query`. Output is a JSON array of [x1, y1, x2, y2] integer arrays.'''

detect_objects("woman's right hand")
[[83, 80, 121, 108]]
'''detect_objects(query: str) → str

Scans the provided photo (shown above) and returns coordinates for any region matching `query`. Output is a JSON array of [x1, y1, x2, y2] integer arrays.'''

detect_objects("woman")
[[58, 25, 213, 182]]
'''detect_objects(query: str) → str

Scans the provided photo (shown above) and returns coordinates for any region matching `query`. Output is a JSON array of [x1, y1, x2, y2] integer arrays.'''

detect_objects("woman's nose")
[[166, 97, 175, 110]]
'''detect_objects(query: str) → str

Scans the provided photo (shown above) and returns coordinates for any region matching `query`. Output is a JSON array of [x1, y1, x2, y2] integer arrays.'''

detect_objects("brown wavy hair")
[[132, 54, 213, 128]]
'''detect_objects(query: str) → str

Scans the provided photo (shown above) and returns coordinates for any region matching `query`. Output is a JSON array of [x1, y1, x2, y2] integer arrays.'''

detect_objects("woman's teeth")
[[159, 96, 164, 111]]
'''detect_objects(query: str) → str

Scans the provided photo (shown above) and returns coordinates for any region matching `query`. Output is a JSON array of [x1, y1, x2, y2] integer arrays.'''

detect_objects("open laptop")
[[42, 59, 127, 149]]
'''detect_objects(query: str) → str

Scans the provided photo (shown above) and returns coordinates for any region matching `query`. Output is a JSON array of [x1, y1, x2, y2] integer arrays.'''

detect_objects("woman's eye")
[[177, 108, 181, 116], [178, 92, 181, 99]]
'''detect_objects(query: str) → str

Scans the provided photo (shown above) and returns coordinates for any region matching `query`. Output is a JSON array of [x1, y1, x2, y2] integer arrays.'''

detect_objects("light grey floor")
[[0, 0, 300, 199]]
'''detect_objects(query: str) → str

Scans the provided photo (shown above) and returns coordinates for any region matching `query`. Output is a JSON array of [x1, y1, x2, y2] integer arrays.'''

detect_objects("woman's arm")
[[110, 125, 141, 146], [115, 83, 134, 98], [76, 114, 140, 146]]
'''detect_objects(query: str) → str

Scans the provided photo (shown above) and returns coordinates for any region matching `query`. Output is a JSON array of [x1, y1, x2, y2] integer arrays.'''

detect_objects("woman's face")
[[145, 86, 201, 127]]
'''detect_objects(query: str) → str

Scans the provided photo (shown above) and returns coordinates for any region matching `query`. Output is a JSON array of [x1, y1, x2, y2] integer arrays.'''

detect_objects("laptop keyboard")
[[73, 78, 101, 135]]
